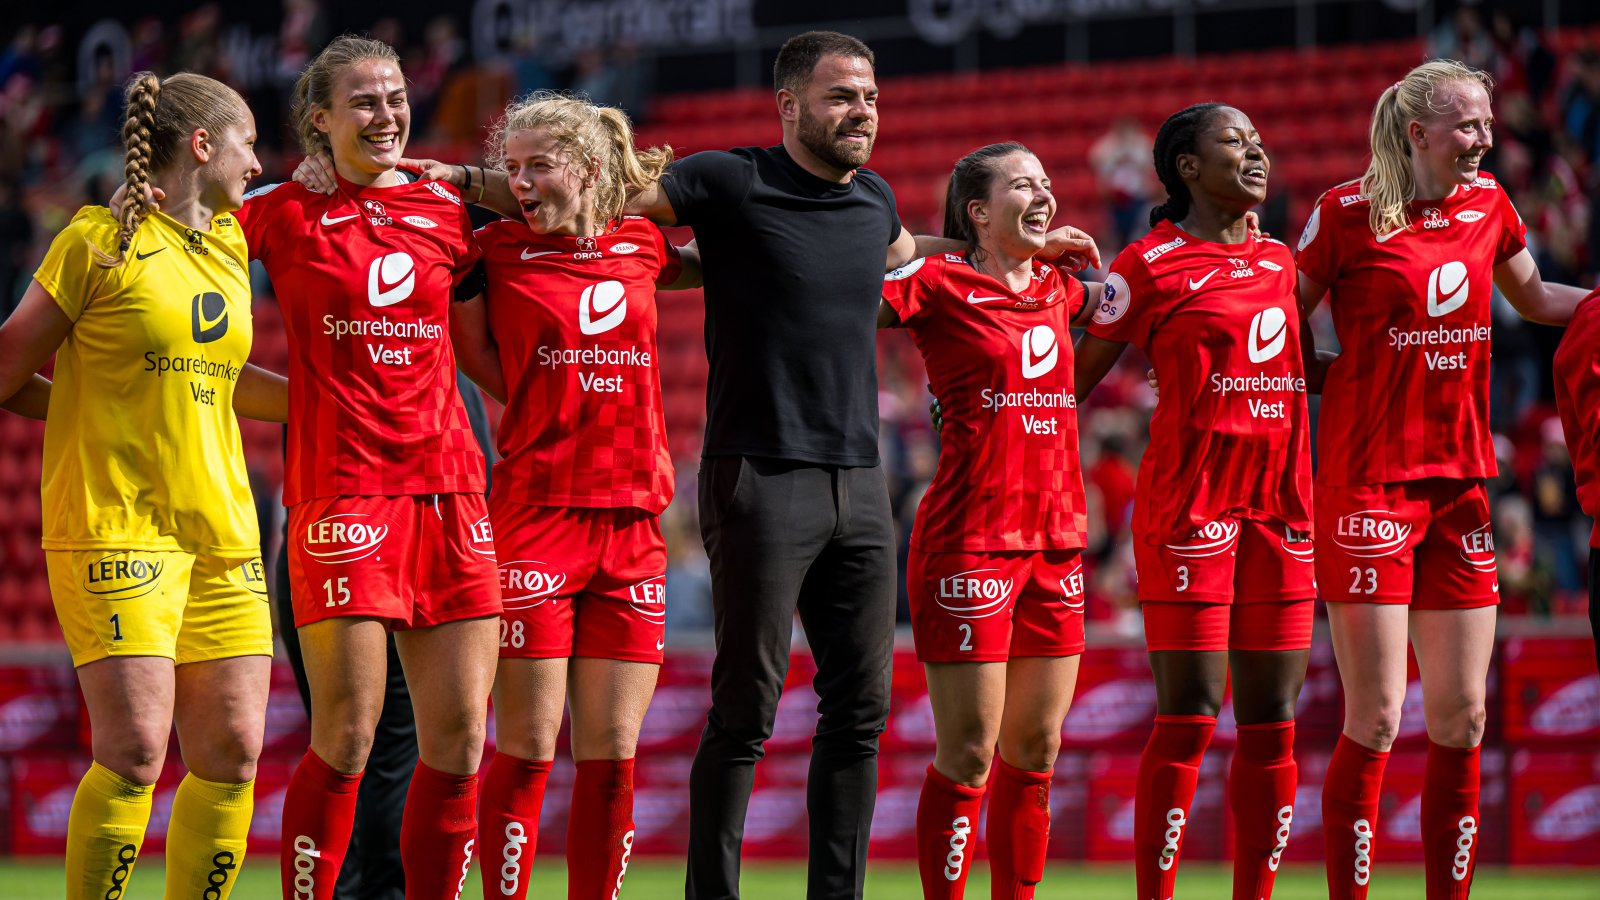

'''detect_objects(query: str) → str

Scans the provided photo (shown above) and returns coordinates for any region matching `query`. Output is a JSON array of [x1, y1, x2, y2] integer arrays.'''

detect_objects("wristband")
[[458, 164, 471, 190], [475, 167, 486, 203]]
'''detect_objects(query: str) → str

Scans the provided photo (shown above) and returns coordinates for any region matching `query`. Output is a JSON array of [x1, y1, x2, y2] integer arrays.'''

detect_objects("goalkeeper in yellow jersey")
[[0, 71, 285, 900]]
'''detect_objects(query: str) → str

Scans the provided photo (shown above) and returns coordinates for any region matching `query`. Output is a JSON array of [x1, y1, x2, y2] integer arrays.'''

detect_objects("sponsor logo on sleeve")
[[885, 257, 925, 281], [367, 252, 417, 307], [1426, 261, 1470, 318], [579, 280, 628, 335], [1141, 235, 1185, 263], [191, 292, 230, 343], [1093, 273, 1130, 325], [1020, 325, 1059, 379], [426, 181, 462, 205], [1298, 205, 1322, 251]]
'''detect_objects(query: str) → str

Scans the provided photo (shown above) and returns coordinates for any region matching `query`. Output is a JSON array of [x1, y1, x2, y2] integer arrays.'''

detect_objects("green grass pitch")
[[4, 859, 1597, 899]]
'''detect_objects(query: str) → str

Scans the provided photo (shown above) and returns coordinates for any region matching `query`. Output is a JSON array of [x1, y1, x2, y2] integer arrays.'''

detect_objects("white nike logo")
[[1188, 269, 1219, 290], [656, 638, 666, 650], [320, 212, 359, 226], [1374, 227, 1407, 243], [522, 249, 561, 260], [966, 290, 1006, 304]]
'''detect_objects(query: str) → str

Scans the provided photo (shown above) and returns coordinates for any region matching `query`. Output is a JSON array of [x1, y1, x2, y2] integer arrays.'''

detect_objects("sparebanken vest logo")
[[1427, 261, 1470, 318], [1021, 325, 1059, 379], [580, 280, 628, 335], [1248, 307, 1288, 364], [191, 292, 229, 343], [368, 252, 416, 307]]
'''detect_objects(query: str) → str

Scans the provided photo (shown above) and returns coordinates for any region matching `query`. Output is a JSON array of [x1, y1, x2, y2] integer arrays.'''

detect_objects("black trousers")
[[275, 520, 417, 900], [686, 457, 897, 900], [1589, 548, 1600, 674]]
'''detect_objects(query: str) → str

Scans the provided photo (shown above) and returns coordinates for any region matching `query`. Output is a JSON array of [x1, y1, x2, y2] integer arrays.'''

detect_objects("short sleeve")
[[862, 171, 903, 245], [662, 151, 752, 227], [1493, 188, 1528, 266], [1294, 196, 1339, 287], [34, 208, 113, 322], [451, 198, 481, 284], [651, 223, 683, 285], [234, 183, 282, 261], [1058, 268, 1088, 319], [881, 256, 935, 325], [1085, 249, 1154, 346]]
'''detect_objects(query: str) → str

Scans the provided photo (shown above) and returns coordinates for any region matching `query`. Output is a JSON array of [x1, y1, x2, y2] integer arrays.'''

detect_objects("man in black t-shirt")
[[627, 31, 1098, 900]]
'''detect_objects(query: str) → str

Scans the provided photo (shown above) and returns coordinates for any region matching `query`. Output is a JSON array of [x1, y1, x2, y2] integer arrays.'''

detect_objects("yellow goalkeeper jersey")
[[35, 206, 260, 557]]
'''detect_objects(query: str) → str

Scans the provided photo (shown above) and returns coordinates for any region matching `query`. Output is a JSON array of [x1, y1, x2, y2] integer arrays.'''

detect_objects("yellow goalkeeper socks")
[[65, 761, 154, 900], [162, 773, 254, 900]]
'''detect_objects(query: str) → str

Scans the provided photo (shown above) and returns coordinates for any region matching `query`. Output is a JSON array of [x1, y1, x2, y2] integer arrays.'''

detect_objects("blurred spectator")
[[1560, 50, 1600, 167], [1089, 117, 1154, 249], [0, 176, 32, 313]]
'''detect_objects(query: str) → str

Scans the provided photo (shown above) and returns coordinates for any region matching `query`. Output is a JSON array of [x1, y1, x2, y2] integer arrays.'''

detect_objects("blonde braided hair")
[[98, 71, 247, 267]]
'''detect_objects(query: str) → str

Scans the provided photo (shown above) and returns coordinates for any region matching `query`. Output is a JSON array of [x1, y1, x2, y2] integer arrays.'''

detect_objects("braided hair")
[[942, 142, 1031, 267], [1148, 102, 1226, 229], [100, 72, 246, 267]]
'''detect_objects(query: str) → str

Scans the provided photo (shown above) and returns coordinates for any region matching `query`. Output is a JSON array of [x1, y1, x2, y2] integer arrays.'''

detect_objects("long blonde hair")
[[104, 72, 247, 266], [1361, 58, 1494, 235], [486, 92, 672, 227]]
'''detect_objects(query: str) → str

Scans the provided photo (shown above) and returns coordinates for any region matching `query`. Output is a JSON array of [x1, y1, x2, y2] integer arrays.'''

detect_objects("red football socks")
[[1322, 734, 1390, 900], [986, 759, 1051, 900], [916, 764, 986, 900], [478, 752, 553, 900], [566, 758, 637, 900], [1229, 720, 1298, 900], [399, 761, 479, 900], [1422, 741, 1481, 900], [279, 750, 361, 900], [1134, 714, 1216, 900]]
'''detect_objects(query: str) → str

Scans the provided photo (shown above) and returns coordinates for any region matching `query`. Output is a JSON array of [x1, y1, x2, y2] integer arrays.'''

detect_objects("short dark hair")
[[773, 31, 874, 95]]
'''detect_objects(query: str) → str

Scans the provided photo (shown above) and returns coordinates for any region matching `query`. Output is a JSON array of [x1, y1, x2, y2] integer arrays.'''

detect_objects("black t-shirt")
[[663, 145, 902, 466]]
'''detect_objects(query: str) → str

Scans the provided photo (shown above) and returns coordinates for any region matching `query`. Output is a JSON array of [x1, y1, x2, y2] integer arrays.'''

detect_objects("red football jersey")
[[480, 216, 681, 514], [1086, 220, 1312, 545], [1553, 289, 1600, 546], [883, 253, 1088, 551], [235, 175, 485, 505], [1296, 172, 1527, 486]]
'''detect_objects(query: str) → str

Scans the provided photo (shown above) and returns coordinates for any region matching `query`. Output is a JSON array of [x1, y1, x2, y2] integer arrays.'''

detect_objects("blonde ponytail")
[[487, 92, 673, 228], [101, 73, 161, 266], [1361, 59, 1494, 236]]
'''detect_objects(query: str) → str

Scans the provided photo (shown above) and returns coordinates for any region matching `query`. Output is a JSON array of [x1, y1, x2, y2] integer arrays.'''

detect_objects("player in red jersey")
[[1298, 60, 1589, 900], [439, 93, 696, 900], [1553, 288, 1600, 675], [199, 37, 498, 900], [1077, 104, 1313, 900], [879, 143, 1094, 900]]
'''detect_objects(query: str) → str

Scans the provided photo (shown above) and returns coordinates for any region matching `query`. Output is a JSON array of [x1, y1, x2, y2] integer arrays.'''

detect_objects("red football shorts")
[[906, 548, 1086, 663], [1133, 516, 1315, 652], [491, 502, 666, 664], [1316, 477, 1499, 609], [288, 493, 501, 630]]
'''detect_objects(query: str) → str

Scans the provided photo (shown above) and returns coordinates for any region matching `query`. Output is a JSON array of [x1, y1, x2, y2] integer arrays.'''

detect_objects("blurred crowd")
[[2, 6, 1598, 639]]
